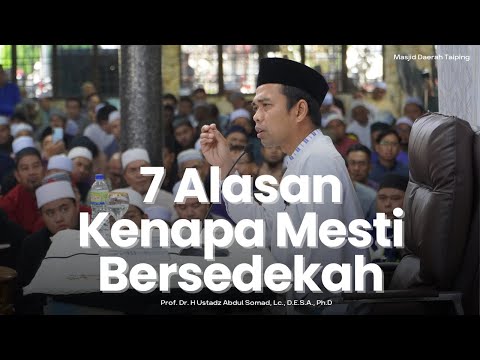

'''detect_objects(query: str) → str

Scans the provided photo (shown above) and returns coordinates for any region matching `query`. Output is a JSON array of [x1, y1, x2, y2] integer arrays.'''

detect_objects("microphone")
[[179, 143, 252, 257], [202, 143, 252, 222]]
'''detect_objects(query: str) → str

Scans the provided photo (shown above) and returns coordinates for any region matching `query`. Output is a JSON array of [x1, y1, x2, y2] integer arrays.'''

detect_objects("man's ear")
[[295, 99, 309, 123], [14, 170, 20, 183]]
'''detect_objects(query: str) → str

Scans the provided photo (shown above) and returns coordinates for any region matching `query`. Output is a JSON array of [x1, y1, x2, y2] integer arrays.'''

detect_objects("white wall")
[[436, 45, 480, 128]]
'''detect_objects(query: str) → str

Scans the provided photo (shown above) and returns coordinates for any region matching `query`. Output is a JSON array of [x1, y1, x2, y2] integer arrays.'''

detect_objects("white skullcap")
[[230, 108, 251, 122], [121, 148, 150, 170], [47, 154, 73, 173], [322, 92, 334, 106], [144, 206, 172, 222], [350, 100, 370, 111], [374, 81, 387, 90], [404, 96, 423, 107], [68, 146, 93, 161], [177, 149, 203, 167], [172, 180, 197, 199], [0, 115, 8, 126], [108, 110, 121, 124], [11, 122, 33, 138], [95, 103, 106, 114], [321, 113, 344, 128], [113, 188, 145, 212], [12, 136, 35, 154], [36, 181, 75, 209], [395, 116, 414, 127]]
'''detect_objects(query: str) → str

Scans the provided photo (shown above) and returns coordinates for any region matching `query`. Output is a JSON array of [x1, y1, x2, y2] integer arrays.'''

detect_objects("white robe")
[[346, 120, 372, 149], [224, 129, 370, 305]]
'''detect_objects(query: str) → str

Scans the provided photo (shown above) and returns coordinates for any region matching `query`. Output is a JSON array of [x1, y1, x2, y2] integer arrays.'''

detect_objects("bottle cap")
[[95, 174, 105, 180]]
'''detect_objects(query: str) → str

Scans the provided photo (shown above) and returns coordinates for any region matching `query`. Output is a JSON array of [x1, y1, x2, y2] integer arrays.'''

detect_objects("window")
[[180, 45, 301, 95], [13, 45, 53, 98], [179, 45, 384, 96], [346, 45, 383, 87], [304, 45, 343, 84], [0, 45, 13, 77], [56, 45, 94, 97], [180, 45, 219, 95], [264, 45, 302, 62], [222, 45, 259, 94], [98, 45, 120, 99]]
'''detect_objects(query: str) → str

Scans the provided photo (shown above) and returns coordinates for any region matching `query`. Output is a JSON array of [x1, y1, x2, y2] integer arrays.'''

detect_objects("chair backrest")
[[390, 113, 478, 314], [453, 129, 479, 315]]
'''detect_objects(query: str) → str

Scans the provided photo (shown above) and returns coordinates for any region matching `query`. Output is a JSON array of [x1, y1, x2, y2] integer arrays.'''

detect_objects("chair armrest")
[[342, 288, 439, 300], [0, 266, 17, 315]]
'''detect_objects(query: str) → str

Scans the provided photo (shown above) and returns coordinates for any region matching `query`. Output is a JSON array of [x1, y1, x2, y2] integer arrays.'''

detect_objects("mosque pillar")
[[119, 45, 163, 166]]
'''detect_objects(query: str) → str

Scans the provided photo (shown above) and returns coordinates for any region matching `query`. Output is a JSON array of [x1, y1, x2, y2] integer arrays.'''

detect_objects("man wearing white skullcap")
[[171, 180, 221, 223], [229, 108, 254, 137], [176, 149, 208, 180], [346, 100, 374, 149], [395, 116, 414, 128], [68, 146, 93, 183], [365, 81, 399, 118], [0, 115, 12, 154], [403, 96, 425, 121], [104, 110, 120, 159], [46, 154, 73, 176], [229, 108, 251, 123], [0, 147, 45, 234], [144, 206, 172, 224], [374, 81, 387, 90], [68, 146, 93, 161], [121, 148, 177, 222], [121, 148, 150, 173], [111, 187, 148, 228], [228, 108, 263, 164], [321, 113, 358, 157], [17, 180, 80, 289], [320, 92, 342, 119], [10, 122, 33, 139], [12, 136, 35, 155], [395, 116, 414, 154]]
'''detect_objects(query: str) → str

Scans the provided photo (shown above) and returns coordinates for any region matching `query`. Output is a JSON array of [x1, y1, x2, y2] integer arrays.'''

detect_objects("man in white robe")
[[200, 58, 372, 314]]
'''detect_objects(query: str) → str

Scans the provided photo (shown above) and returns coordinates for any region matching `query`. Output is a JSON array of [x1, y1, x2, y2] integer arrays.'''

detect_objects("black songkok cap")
[[379, 174, 409, 192], [256, 58, 329, 105]]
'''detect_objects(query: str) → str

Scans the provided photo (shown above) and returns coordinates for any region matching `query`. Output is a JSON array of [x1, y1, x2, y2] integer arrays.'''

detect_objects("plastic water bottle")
[[90, 174, 111, 242]]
